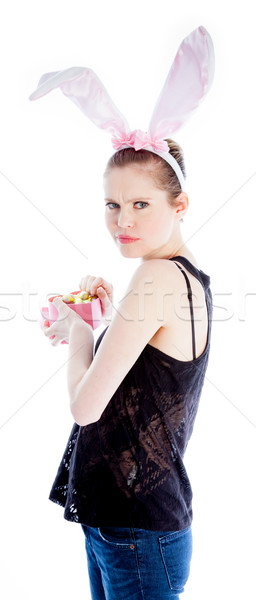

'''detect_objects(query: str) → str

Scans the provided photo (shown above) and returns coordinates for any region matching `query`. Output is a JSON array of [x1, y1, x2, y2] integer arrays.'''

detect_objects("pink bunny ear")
[[29, 66, 130, 138], [148, 26, 215, 139]]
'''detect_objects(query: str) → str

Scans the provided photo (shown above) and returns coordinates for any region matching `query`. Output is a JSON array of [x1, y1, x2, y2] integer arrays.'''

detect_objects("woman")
[[30, 25, 215, 600], [43, 139, 212, 599]]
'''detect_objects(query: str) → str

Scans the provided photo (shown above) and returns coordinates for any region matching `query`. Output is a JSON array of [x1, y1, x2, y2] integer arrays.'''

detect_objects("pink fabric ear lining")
[[148, 26, 215, 139], [29, 66, 130, 139]]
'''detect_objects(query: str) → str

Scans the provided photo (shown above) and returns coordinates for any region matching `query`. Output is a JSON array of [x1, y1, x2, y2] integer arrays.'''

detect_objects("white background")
[[0, 1, 255, 598]]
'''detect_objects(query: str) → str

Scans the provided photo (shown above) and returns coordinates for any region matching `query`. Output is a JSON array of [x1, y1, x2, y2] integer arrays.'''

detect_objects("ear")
[[148, 26, 215, 139], [175, 192, 189, 221], [29, 66, 130, 138]]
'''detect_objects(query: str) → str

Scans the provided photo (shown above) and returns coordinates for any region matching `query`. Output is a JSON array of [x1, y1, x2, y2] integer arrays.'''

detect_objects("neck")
[[141, 229, 188, 263]]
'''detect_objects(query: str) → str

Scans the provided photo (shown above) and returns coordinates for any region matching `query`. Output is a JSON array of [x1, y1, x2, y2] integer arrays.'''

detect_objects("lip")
[[116, 235, 140, 244]]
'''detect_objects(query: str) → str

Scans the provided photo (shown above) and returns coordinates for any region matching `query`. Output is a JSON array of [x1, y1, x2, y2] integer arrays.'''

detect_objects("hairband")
[[29, 25, 215, 193]]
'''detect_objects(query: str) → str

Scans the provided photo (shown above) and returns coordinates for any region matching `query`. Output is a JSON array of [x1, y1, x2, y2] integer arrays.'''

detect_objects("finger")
[[79, 275, 90, 291], [87, 277, 113, 298], [96, 283, 113, 303], [52, 296, 71, 320], [43, 325, 55, 340], [43, 322, 56, 337], [97, 286, 110, 307], [79, 275, 94, 292], [86, 276, 101, 295], [50, 335, 60, 346], [89, 277, 108, 296], [79, 275, 104, 294]]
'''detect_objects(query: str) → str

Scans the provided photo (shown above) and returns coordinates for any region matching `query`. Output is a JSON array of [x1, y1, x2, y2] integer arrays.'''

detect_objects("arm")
[[44, 299, 95, 400], [44, 274, 114, 403], [67, 320, 94, 401], [69, 259, 173, 426]]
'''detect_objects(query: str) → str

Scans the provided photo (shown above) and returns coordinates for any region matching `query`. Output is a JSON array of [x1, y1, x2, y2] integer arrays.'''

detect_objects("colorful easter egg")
[[76, 291, 89, 301], [62, 294, 75, 303]]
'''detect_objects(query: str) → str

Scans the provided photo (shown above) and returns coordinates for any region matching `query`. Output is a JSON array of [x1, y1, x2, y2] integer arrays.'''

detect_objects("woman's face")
[[103, 165, 185, 260]]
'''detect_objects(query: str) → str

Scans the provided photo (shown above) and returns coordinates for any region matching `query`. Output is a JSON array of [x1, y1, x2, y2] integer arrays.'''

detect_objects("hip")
[[82, 523, 193, 599]]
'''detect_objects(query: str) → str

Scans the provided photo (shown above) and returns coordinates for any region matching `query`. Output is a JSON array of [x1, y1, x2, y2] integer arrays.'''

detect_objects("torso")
[[148, 252, 209, 362]]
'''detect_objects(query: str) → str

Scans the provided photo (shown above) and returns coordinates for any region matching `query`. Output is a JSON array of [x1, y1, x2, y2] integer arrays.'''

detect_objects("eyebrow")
[[104, 197, 152, 203]]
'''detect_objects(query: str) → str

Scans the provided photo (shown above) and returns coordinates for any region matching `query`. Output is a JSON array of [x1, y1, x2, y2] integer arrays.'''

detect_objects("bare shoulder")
[[143, 257, 209, 361], [131, 258, 181, 290], [129, 258, 189, 320]]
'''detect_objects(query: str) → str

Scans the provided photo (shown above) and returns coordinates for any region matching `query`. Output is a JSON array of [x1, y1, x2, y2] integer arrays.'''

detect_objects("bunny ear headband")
[[29, 25, 215, 192]]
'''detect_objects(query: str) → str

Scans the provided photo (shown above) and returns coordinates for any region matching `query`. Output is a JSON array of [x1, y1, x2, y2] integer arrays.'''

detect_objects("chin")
[[118, 247, 142, 259]]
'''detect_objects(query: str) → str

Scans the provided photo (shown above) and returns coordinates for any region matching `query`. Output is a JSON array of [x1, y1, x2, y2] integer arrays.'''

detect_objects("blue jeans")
[[81, 524, 193, 600]]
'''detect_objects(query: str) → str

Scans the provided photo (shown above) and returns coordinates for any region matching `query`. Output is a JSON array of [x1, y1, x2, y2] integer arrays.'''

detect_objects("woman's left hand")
[[43, 296, 91, 346]]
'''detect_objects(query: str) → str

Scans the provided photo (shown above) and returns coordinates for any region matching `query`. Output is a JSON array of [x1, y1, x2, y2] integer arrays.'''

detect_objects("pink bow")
[[111, 129, 169, 153]]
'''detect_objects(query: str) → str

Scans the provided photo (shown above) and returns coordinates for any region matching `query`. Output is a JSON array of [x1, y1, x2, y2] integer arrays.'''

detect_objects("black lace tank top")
[[49, 257, 213, 531]]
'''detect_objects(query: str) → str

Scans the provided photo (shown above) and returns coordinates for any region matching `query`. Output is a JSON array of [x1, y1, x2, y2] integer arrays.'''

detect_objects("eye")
[[135, 202, 149, 209], [105, 202, 119, 209]]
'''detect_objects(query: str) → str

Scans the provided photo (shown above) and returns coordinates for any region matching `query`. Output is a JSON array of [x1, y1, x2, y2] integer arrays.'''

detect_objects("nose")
[[117, 207, 134, 229]]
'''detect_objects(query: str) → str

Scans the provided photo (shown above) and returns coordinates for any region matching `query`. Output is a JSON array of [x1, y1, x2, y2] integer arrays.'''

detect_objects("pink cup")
[[48, 291, 103, 330]]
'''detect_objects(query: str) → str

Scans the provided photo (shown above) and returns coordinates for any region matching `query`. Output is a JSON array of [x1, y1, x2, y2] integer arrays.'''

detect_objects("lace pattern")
[[49, 260, 212, 531]]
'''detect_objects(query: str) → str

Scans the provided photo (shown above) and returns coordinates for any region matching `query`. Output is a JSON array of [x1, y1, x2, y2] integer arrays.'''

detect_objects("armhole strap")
[[172, 262, 196, 361]]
